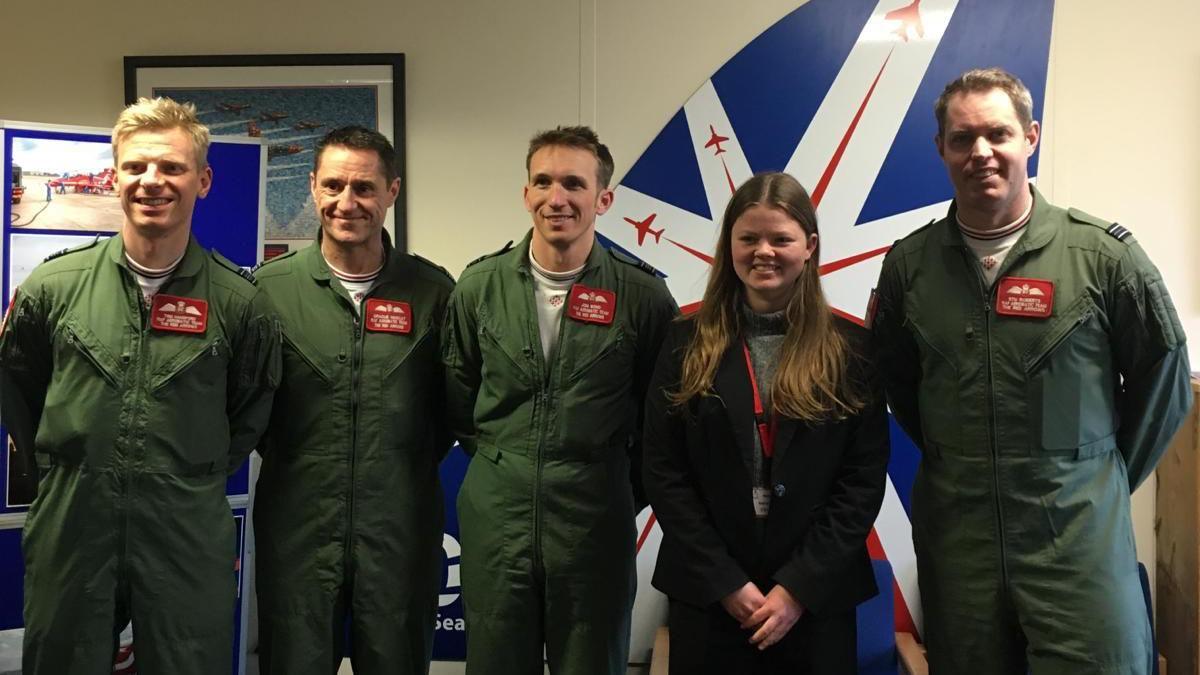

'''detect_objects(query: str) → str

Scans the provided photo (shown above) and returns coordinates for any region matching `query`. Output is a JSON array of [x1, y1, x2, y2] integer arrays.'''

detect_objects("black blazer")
[[643, 314, 889, 614]]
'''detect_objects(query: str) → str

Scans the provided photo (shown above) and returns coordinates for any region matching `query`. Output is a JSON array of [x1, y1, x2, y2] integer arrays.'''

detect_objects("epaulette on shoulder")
[[1068, 208, 1133, 244], [410, 252, 455, 282], [464, 241, 514, 269], [900, 218, 937, 243], [608, 247, 662, 277], [252, 250, 297, 273], [43, 235, 101, 263], [211, 250, 257, 285]]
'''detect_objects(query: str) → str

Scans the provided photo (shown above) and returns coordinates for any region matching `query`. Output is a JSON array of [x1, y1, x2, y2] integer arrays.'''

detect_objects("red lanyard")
[[741, 341, 777, 458]]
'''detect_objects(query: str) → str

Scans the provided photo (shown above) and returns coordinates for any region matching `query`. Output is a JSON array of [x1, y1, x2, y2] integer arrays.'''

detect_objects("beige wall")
[[2, 0, 1195, 622]]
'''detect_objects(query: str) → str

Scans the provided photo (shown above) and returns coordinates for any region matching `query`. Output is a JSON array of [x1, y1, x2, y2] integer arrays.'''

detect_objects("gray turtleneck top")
[[740, 303, 787, 526]]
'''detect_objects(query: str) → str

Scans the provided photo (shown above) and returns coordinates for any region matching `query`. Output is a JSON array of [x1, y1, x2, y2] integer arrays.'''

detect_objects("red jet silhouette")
[[624, 214, 664, 246], [704, 125, 730, 155], [884, 0, 924, 42]]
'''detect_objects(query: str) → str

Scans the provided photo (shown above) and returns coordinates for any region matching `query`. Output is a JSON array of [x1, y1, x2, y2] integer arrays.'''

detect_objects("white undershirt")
[[125, 253, 183, 304], [956, 199, 1033, 287], [326, 257, 383, 314], [528, 249, 583, 364]]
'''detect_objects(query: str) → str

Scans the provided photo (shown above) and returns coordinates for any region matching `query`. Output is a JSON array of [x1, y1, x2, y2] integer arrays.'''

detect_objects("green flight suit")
[[442, 232, 677, 675], [0, 234, 280, 675], [253, 233, 455, 675], [871, 188, 1192, 674]]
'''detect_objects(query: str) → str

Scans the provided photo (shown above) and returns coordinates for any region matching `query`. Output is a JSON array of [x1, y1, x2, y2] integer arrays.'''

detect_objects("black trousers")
[[667, 597, 856, 675]]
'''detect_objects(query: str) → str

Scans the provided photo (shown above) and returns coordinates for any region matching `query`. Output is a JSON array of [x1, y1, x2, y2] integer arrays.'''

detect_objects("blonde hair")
[[112, 97, 211, 169], [671, 172, 863, 422]]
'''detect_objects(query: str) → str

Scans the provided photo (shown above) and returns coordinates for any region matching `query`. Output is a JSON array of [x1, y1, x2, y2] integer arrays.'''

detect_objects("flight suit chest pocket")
[[381, 321, 432, 380], [59, 320, 121, 387], [479, 314, 533, 386], [1022, 293, 1114, 450], [150, 335, 229, 395], [281, 332, 334, 385], [904, 316, 961, 447], [567, 324, 631, 386]]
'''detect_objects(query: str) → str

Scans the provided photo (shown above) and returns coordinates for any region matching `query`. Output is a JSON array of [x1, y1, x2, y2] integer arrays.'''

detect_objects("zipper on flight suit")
[[346, 299, 365, 574], [961, 250, 1012, 590], [520, 267, 550, 576]]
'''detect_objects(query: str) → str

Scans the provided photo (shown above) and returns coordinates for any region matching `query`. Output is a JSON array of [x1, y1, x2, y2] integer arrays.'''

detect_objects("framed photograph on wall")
[[124, 53, 406, 251]]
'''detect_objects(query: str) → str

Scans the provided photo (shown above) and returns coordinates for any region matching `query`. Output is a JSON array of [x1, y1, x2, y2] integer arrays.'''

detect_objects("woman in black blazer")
[[643, 172, 889, 674]]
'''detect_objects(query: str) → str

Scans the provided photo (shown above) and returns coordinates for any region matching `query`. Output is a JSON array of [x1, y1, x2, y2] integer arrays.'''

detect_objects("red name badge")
[[567, 284, 616, 325], [150, 294, 208, 334], [995, 277, 1054, 319], [365, 299, 412, 334]]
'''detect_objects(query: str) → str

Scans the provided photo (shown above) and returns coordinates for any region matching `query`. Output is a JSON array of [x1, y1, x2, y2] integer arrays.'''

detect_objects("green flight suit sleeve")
[[226, 290, 282, 473], [870, 250, 924, 447], [442, 284, 481, 457], [1108, 243, 1192, 491], [431, 284, 456, 462], [0, 285, 51, 501], [642, 323, 750, 604], [630, 285, 679, 511], [772, 336, 890, 613]]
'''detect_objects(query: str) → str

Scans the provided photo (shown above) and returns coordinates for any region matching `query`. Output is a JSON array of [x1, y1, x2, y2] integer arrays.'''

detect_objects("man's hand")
[[743, 584, 804, 650], [719, 582, 766, 624]]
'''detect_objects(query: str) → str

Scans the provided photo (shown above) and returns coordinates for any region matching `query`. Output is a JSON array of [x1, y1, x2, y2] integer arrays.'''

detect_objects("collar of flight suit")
[[307, 227, 397, 284], [107, 231, 207, 281], [938, 184, 1057, 256], [508, 228, 607, 279]]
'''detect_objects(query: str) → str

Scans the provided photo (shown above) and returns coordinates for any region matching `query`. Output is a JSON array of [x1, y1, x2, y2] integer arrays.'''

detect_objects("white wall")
[[2, 0, 1195, 636]]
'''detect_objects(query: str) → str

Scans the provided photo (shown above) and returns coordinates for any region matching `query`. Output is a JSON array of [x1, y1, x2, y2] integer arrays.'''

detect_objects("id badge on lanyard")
[[743, 341, 776, 518]]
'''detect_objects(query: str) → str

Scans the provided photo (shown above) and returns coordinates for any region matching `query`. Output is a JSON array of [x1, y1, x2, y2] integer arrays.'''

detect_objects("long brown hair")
[[670, 172, 863, 421]]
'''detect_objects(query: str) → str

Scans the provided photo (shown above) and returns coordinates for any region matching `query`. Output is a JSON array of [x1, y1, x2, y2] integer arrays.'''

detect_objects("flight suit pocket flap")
[[1022, 294, 1095, 372], [474, 442, 503, 463], [63, 319, 121, 386], [1075, 434, 1117, 460], [382, 322, 432, 379], [151, 337, 225, 391], [568, 326, 628, 382], [281, 332, 333, 384]]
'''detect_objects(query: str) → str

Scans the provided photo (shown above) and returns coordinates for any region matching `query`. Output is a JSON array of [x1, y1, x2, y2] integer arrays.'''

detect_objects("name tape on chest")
[[567, 284, 616, 325], [151, 294, 209, 334], [995, 277, 1054, 319], [365, 299, 412, 334]]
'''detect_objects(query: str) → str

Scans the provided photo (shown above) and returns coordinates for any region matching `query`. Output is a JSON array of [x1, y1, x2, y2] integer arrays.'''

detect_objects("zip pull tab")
[[965, 324, 974, 342], [211, 341, 220, 356], [66, 329, 75, 345]]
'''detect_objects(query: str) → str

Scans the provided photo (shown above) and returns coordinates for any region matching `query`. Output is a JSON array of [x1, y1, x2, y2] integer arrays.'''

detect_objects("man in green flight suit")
[[0, 97, 281, 674], [871, 68, 1192, 674], [443, 126, 678, 674], [253, 126, 455, 675]]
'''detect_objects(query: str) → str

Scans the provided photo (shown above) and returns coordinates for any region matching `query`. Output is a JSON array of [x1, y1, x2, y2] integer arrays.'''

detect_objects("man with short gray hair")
[[253, 125, 455, 675]]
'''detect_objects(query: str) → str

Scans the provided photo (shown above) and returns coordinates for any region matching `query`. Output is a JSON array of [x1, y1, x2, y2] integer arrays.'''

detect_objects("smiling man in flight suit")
[[0, 97, 281, 675], [253, 125, 455, 675], [443, 126, 678, 674], [871, 67, 1192, 674]]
